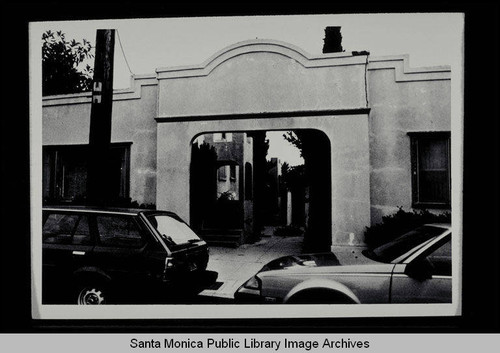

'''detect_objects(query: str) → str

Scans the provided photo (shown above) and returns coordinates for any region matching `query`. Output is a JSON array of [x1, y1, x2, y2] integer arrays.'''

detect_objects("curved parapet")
[[156, 39, 367, 80], [156, 39, 369, 118]]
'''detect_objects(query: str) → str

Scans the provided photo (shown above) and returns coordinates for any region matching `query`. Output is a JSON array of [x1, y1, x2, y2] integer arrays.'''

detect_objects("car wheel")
[[76, 283, 109, 305]]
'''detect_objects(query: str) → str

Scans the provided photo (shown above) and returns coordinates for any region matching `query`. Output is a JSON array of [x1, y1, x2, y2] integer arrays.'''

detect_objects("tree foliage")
[[281, 162, 306, 191], [42, 30, 94, 96], [283, 131, 304, 157]]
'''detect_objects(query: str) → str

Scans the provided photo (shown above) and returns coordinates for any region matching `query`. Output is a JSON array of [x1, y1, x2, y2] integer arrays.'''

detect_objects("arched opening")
[[189, 129, 331, 252]]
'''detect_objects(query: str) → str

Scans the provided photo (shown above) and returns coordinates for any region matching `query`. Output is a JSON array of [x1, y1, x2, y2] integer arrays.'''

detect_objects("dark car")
[[235, 224, 451, 304], [42, 206, 217, 305]]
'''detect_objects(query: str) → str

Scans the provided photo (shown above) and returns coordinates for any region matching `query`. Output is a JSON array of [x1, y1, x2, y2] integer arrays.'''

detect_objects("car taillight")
[[243, 276, 261, 290]]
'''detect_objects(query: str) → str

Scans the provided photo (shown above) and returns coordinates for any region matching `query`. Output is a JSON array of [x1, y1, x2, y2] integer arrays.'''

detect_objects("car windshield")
[[146, 214, 201, 245], [362, 226, 446, 263]]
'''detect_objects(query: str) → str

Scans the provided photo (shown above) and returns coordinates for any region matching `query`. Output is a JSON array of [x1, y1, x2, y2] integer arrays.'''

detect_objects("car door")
[[42, 211, 95, 301], [91, 214, 151, 285], [390, 235, 452, 303]]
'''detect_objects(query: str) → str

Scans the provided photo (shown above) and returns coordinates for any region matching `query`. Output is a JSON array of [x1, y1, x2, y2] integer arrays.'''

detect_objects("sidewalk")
[[200, 227, 366, 299], [200, 231, 303, 299]]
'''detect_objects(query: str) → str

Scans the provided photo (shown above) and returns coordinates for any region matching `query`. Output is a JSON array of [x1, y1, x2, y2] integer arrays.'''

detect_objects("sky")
[[32, 13, 463, 166]]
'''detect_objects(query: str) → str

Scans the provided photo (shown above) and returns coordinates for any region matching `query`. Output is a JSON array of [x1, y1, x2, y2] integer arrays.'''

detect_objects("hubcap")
[[78, 288, 105, 305]]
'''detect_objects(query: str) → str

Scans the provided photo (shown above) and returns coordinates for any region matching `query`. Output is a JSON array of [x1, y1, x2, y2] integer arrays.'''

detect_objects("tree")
[[283, 131, 304, 157], [42, 30, 94, 96]]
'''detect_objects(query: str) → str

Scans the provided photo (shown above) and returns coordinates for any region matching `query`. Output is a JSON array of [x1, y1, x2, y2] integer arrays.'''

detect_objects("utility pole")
[[87, 29, 115, 205]]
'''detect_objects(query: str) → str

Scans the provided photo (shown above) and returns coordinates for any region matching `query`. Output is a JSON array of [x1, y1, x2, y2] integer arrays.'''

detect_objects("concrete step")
[[198, 229, 242, 247]]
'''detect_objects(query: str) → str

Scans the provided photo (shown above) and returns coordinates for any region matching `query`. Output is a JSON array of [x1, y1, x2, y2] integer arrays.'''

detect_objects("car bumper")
[[161, 269, 218, 293], [234, 286, 282, 304]]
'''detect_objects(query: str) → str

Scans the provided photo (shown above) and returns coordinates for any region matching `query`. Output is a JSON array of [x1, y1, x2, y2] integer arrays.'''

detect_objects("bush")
[[364, 207, 450, 248]]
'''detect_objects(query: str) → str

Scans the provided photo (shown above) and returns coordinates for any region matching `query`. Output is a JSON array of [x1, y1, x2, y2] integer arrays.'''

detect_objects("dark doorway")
[[189, 129, 332, 252]]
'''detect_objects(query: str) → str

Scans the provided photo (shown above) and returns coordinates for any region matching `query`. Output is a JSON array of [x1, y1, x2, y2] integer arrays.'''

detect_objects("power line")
[[116, 29, 134, 76]]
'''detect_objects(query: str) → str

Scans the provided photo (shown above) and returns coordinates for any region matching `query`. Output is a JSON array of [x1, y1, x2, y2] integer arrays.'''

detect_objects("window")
[[146, 214, 200, 246], [230, 164, 237, 181], [43, 213, 92, 245], [425, 238, 451, 276], [96, 216, 144, 248], [217, 165, 227, 181], [368, 225, 445, 264], [43, 143, 131, 203], [409, 132, 451, 208]]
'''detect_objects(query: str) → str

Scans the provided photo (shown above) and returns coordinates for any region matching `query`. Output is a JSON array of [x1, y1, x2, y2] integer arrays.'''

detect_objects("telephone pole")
[[87, 29, 115, 205]]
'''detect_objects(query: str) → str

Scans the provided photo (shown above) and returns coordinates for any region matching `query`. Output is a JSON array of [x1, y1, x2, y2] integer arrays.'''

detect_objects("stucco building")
[[42, 39, 451, 250]]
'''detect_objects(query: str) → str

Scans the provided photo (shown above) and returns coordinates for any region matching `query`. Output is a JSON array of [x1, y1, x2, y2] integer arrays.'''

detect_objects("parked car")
[[235, 224, 451, 304], [42, 206, 217, 304]]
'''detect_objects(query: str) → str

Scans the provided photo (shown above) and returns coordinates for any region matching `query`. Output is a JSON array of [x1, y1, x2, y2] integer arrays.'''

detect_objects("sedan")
[[234, 224, 451, 304]]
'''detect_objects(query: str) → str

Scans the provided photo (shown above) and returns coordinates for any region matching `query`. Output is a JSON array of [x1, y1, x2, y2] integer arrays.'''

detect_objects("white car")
[[234, 224, 451, 304]]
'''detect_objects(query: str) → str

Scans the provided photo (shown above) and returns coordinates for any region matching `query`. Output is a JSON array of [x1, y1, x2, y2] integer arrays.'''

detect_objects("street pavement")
[[199, 227, 366, 300]]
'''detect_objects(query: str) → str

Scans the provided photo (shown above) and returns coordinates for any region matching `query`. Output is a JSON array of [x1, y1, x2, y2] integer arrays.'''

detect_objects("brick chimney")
[[322, 26, 343, 53]]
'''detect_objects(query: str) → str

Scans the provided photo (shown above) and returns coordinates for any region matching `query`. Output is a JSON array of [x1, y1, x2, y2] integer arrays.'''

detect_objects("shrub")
[[364, 207, 451, 248]]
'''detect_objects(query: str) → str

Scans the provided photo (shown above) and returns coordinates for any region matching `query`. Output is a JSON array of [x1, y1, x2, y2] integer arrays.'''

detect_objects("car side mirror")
[[405, 259, 434, 281]]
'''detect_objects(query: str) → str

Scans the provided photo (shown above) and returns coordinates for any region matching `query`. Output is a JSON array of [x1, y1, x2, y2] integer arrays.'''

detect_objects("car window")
[[96, 215, 144, 248], [367, 226, 446, 263], [425, 238, 451, 276], [146, 214, 200, 245], [43, 213, 92, 245]]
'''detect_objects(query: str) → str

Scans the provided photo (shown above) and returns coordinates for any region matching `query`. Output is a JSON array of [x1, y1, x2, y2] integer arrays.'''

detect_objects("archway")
[[189, 129, 332, 252], [156, 40, 371, 248]]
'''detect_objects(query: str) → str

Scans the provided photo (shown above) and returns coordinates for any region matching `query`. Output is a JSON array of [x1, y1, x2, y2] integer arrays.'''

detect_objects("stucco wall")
[[42, 79, 159, 205], [41, 40, 452, 247], [156, 113, 371, 247], [156, 40, 368, 119], [367, 58, 451, 224], [155, 40, 371, 246]]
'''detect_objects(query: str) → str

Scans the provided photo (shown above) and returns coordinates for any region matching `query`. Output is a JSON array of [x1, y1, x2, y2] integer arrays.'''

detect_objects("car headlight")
[[242, 275, 261, 290]]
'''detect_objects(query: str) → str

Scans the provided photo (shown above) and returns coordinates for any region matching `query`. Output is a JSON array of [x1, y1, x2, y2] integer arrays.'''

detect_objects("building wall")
[[155, 40, 371, 246], [42, 76, 159, 205], [367, 56, 451, 224], [41, 41, 452, 247], [156, 40, 368, 118], [156, 113, 370, 246]]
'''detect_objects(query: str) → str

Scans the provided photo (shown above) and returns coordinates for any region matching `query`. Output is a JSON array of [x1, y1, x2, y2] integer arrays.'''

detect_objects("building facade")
[[41, 39, 451, 249]]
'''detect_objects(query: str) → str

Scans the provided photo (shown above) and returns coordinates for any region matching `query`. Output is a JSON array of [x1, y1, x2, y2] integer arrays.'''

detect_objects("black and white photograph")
[[2, 4, 500, 351], [27, 12, 467, 320]]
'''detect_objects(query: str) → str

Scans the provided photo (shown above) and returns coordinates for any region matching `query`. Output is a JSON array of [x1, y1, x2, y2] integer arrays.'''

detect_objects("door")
[[390, 236, 452, 303], [42, 211, 94, 302], [91, 215, 151, 286]]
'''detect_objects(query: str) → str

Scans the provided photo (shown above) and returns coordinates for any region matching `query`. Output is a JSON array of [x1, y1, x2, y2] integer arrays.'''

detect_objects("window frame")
[[42, 212, 94, 246], [217, 165, 227, 181], [95, 214, 146, 249], [408, 131, 451, 209], [43, 142, 131, 203]]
